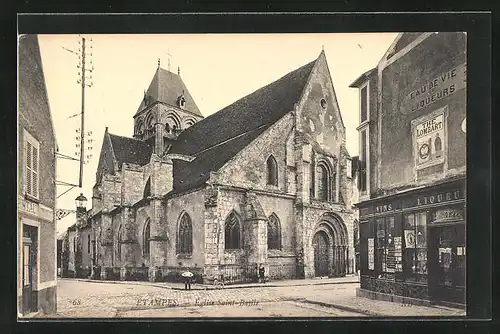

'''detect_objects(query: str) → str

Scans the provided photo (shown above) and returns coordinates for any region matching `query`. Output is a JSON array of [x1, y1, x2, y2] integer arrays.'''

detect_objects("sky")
[[36, 33, 399, 235]]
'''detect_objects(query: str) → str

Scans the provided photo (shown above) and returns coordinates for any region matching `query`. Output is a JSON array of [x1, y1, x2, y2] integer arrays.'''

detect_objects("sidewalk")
[[62, 275, 360, 291], [299, 294, 466, 317]]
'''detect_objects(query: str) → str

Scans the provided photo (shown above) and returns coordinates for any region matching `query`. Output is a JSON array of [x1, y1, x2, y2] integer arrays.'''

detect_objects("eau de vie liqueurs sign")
[[401, 63, 466, 115]]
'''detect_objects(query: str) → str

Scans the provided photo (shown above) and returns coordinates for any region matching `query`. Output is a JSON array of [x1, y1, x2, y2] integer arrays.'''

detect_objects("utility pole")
[[75, 36, 94, 188], [79, 37, 86, 188]]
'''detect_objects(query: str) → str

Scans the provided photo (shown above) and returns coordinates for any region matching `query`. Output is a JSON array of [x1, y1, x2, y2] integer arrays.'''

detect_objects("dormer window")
[[178, 95, 186, 108]]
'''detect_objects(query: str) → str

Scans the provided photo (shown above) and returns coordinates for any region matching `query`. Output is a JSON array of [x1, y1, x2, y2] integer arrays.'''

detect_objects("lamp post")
[[74, 193, 87, 278]]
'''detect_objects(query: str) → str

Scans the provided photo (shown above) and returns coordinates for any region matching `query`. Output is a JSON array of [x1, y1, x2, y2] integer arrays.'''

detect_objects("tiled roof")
[[136, 67, 202, 117], [349, 67, 376, 88], [108, 133, 152, 167], [168, 57, 318, 194]]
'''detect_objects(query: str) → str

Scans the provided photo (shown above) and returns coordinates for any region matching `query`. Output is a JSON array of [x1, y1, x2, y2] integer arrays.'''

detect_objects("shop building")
[[350, 32, 466, 307], [18, 35, 58, 315]]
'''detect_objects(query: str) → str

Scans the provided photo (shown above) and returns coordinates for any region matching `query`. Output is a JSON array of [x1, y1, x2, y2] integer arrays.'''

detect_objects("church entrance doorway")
[[311, 213, 348, 278], [313, 231, 329, 277]]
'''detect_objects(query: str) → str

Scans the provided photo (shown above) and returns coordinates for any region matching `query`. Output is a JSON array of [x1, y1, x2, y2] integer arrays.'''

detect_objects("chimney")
[[178, 67, 180, 76]]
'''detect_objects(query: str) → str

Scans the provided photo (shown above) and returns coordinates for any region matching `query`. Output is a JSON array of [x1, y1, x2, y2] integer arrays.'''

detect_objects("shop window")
[[403, 212, 427, 282], [376, 216, 395, 279]]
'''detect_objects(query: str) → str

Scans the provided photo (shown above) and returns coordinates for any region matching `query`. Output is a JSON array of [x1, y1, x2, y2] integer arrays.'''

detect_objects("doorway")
[[428, 223, 466, 305], [313, 231, 329, 277], [22, 225, 37, 314]]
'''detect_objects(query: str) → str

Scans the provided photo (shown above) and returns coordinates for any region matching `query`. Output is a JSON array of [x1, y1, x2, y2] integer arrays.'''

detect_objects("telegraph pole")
[[79, 37, 86, 187]]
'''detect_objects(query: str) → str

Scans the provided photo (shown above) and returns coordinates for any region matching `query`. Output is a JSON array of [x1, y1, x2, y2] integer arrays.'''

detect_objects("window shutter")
[[32, 146, 38, 198], [26, 141, 33, 196]]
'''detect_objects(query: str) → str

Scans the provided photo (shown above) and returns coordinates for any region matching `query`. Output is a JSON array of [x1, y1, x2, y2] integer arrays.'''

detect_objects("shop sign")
[[20, 199, 39, 216], [403, 188, 464, 209], [416, 189, 463, 206], [401, 63, 467, 115], [375, 203, 393, 214], [434, 208, 464, 222]]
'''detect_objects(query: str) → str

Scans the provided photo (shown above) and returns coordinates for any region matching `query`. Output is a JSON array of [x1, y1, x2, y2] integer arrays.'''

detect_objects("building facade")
[[350, 32, 466, 307], [67, 51, 358, 284], [18, 35, 58, 315]]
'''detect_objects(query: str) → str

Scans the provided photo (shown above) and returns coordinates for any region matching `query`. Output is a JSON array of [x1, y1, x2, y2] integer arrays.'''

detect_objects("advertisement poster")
[[404, 230, 416, 248], [368, 238, 374, 270], [414, 112, 445, 167], [394, 236, 403, 272]]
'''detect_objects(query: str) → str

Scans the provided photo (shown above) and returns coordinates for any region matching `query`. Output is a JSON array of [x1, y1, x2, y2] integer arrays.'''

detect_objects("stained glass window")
[[178, 214, 193, 255], [267, 155, 278, 186], [267, 214, 281, 250], [225, 212, 241, 249], [143, 219, 151, 257]]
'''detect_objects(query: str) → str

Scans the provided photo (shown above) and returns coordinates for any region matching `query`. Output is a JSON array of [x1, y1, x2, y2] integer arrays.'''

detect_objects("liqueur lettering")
[[416, 190, 461, 206]]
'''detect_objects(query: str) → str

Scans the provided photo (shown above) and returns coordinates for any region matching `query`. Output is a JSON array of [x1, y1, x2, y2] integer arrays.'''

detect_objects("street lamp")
[[75, 193, 88, 212]]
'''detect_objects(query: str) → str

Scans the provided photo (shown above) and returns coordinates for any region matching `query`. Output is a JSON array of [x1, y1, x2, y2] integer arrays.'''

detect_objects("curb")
[[63, 278, 360, 291], [299, 299, 379, 316]]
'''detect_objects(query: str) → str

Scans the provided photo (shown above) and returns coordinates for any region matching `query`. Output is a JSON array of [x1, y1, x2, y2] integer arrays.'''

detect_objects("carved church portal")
[[312, 214, 348, 278], [313, 231, 329, 277]]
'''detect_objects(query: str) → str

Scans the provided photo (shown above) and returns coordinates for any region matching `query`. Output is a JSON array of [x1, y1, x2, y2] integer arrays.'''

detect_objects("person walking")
[[258, 264, 265, 284]]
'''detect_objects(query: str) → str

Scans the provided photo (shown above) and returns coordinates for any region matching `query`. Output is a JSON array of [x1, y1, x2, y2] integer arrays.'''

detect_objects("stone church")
[[86, 50, 358, 283]]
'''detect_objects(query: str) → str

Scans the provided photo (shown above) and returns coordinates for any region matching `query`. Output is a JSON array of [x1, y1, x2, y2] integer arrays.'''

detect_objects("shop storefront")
[[357, 177, 465, 308]]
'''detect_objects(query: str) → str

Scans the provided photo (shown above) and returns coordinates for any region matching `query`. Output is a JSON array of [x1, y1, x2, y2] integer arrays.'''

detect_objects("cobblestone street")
[[48, 278, 465, 318]]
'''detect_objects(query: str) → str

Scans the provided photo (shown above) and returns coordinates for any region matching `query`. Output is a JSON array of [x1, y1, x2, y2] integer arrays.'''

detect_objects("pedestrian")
[[259, 264, 265, 283], [182, 270, 194, 290], [184, 275, 191, 290]]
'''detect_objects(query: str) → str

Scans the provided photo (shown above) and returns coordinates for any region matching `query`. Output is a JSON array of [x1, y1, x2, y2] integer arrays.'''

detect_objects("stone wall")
[[121, 164, 145, 206], [217, 114, 294, 192], [165, 190, 206, 268]]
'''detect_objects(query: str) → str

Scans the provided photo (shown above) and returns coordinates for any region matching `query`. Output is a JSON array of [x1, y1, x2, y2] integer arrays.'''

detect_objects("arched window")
[[266, 155, 278, 186], [143, 219, 150, 257], [117, 225, 122, 261], [225, 211, 241, 249], [317, 162, 329, 201], [143, 177, 151, 198], [146, 114, 155, 129], [88, 235, 91, 253], [73, 237, 76, 253], [177, 213, 193, 255], [267, 214, 281, 250], [136, 120, 145, 135], [165, 123, 170, 133]]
